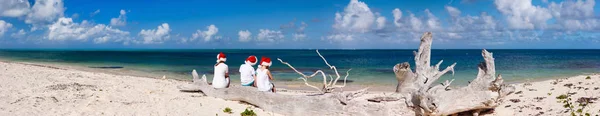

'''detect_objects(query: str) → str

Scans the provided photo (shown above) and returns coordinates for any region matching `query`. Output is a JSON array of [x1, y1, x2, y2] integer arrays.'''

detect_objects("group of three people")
[[212, 52, 276, 92]]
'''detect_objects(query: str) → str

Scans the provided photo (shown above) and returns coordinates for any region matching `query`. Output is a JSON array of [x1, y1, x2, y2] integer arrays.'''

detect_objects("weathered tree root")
[[394, 32, 515, 115]]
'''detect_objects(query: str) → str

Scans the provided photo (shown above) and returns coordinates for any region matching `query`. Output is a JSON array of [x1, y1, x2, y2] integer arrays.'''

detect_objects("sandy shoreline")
[[1, 60, 599, 115], [0, 61, 282, 116], [0, 59, 402, 92]]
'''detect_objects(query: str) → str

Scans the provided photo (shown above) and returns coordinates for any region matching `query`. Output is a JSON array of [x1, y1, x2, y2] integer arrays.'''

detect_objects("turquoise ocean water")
[[0, 49, 599, 86]]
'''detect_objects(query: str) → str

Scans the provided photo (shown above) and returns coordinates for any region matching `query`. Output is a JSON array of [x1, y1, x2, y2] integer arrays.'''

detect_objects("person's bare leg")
[[271, 84, 276, 93], [226, 78, 230, 88]]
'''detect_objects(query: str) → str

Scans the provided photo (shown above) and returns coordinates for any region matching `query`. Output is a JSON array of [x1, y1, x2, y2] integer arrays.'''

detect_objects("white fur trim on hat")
[[261, 61, 272, 67], [245, 60, 257, 65], [216, 53, 226, 63], [216, 58, 227, 63]]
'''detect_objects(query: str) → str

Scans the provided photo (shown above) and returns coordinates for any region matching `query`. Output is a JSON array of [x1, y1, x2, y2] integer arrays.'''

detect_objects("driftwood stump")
[[394, 32, 515, 115]]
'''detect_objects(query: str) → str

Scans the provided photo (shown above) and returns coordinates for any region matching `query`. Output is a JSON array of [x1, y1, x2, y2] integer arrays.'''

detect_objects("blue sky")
[[0, 0, 599, 49]]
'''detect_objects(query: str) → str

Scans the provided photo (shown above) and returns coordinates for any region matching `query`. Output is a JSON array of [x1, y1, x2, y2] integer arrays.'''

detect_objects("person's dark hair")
[[215, 61, 225, 66]]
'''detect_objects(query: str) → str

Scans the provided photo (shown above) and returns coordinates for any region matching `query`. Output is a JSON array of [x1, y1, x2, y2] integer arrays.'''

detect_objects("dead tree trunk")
[[178, 71, 379, 116], [393, 32, 515, 115]]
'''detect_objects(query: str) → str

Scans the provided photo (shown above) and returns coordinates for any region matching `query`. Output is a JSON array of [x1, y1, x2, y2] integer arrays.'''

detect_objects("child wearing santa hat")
[[239, 55, 258, 86], [212, 52, 230, 88], [256, 57, 276, 92]]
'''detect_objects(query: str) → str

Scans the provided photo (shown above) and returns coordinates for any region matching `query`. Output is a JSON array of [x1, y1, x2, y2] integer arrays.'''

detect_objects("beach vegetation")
[[585, 76, 591, 79], [240, 108, 256, 116], [556, 92, 596, 116], [223, 107, 232, 114]]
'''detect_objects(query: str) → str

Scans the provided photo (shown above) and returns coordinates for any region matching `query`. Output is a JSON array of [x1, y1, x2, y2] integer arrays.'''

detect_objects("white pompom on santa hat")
[[245, 55, 258, 65], [216, 52, 227, 63], [260, 56, 272, 67]]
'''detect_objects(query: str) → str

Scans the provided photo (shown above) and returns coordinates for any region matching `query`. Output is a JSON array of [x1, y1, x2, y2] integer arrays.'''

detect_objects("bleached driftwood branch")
[[277, 50, 351, 93], [394, 32, 515, 115]]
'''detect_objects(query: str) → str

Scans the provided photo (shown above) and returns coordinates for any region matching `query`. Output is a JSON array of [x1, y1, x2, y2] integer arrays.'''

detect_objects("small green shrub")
[[557, 94, 568, 99], [223, 107, 232, 114], [585, 76, 591, 79], [557, 92, 596, 116], [240, 108, 257, 116]]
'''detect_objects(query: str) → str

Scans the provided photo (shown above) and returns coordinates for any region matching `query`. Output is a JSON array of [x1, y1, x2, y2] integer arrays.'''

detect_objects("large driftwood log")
[[177, 71, 405, 116], [178, 32, 514, 116], [394, 32, 515, 115]]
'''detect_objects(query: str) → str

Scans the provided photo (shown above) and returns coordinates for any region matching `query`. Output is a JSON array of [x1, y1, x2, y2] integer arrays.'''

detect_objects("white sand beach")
[[492, 74, 600, 116], [0, 61, 282, 116], [0, 60, 599, 115]]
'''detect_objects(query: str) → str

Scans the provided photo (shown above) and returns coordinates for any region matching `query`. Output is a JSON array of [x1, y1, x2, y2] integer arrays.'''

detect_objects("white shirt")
[[239, 63, 255, 85], [212, 63, 229, 88], [256, 68, 272, 91]]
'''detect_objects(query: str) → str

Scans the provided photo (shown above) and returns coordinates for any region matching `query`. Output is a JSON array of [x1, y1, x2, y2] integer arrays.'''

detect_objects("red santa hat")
[[260, 57, 272, 67], [216, 52, 227, 63], [245, 55, 258, 65]]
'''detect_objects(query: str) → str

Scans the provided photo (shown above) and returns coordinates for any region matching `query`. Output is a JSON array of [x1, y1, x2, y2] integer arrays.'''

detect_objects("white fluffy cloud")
[[424, 9, 442, 31], [0, 0, 31, 17], [47, 17, 130, 43], [445, 6, 461, 17], [392, 8, 403, 27], [192, 24, 220, 42], [325, 33, 354, 42], [549, 0, 594, 19], [0, 20, 13, 36], [376, 16, 386, 30], [407, 13, 422, 31], [383, 6, 504, 43], [238, 30, 252, 42], [138, 23, 171, 44], [110, 10, 127, 26], [26, 0, 65, 29], [446, 6, 497, 32], [548, 0, 599, 31], [494, 0, 552, 29], [257, 29, 284, 42], [324, 0, 600, 45], [392, 9, 442, 32], [444, 7, 503, 40], [327, 0, 384, 42], [293, 33, 307, 41], [90, 9, 100, 17], [332, 0, 375, 33], [11, 29, 26, 38], [293, 22, 308, 41]]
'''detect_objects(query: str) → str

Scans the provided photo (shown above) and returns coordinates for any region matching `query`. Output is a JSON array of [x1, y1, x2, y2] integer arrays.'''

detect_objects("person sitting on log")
[[212, 52, 230, 88], [239, 55, 258, 87], [256, 57, 276, 92]]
